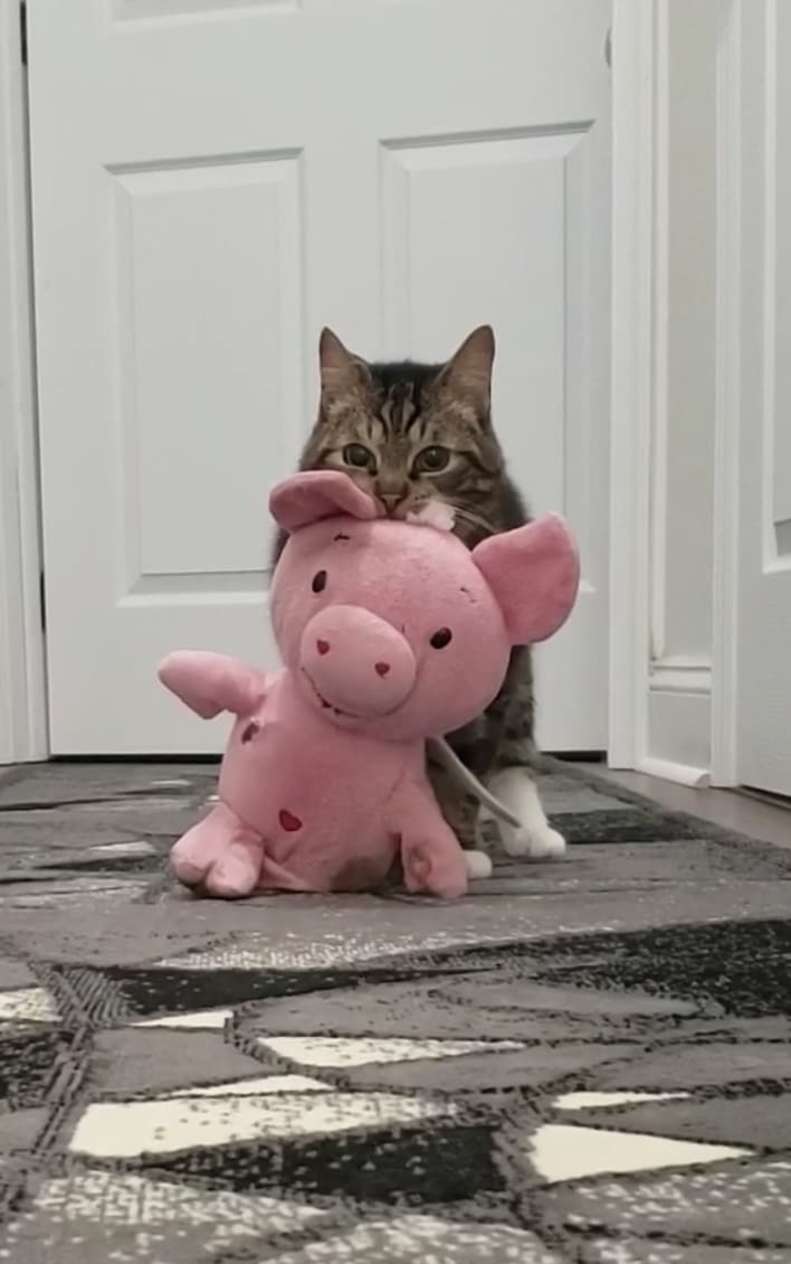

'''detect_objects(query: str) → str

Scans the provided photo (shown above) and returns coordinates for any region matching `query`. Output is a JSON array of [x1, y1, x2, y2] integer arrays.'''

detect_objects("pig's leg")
[[170, 802, 263, 899], [395, 783, 469, 899]]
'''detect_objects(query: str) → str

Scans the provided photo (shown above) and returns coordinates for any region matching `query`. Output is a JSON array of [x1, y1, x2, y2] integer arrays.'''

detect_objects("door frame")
[[608, 0, 742, 786], [709, 0, 741, 786], [0, 0, 47, 766], [607, 0, 656, 771], [2, 0, 717, 772]]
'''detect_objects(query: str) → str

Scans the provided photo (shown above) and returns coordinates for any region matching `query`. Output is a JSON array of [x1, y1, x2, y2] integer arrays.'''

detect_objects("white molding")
[[758, 0, 791, 579], [649, 658, 712, 696], [761, 0, 778, 575], [648, 0, 670, 664], [710, 0, 742, 787], [0, 1, 48, 765], [636, 756, 710, 788], [610, 1, 720, 779], [608, 0, 656, 769]]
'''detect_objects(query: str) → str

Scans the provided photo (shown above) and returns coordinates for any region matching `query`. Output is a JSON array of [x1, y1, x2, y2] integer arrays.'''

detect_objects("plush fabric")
[[159, 471, 579, 900]]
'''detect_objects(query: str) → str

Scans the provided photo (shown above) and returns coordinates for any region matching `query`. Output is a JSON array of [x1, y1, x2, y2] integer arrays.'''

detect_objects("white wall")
[[645, 0, 724, 776]]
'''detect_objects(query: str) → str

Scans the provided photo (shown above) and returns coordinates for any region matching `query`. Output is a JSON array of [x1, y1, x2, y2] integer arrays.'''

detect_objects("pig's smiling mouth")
[[301, 667, 408, 721], [301, 668, 362, 720]]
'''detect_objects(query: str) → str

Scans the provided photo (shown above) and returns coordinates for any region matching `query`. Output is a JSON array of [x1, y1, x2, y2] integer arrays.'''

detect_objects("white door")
[[734, 0, 791, 796], [27, 0, 611, 755]]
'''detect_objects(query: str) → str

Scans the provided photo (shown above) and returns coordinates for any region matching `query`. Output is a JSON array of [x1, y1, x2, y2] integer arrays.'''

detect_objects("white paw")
[[484, 766, 566, 862], [501, 823, 566, 861], [464, 849, 493, 880]]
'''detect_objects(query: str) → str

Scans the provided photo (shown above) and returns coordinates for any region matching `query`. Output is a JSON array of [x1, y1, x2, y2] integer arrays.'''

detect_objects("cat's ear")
[[436, 325, 495, 415], [318, 328, 371, 397], [472, 514, 580, 645]]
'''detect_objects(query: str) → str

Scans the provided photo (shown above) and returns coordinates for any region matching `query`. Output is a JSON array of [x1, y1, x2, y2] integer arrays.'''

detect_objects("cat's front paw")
[[485, 767, 566, 862], [501, 823, 566, 861], [463, 849, 493, 879]]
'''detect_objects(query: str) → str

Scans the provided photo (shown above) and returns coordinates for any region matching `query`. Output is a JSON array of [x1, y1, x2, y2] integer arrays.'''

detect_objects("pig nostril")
[[375, 662, 390, 677], [317, 640, 330, 656]]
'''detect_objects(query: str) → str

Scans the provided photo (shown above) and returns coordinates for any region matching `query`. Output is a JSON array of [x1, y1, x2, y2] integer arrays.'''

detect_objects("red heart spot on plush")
[[317, 640, 330, 656], [279, 809, 303, 832], [375, 662, 390, 677]]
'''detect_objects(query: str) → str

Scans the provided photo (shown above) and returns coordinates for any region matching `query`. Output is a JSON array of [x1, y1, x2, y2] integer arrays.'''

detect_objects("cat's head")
[[300, 326, 505, 545]]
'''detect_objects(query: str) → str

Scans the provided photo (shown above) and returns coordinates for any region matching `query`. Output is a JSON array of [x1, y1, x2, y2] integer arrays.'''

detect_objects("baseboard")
[[636, 756, 710, 787]]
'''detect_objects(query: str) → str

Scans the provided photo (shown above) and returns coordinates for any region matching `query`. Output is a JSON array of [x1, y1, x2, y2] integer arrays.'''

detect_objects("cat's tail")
[[426, 737, 522, 831]]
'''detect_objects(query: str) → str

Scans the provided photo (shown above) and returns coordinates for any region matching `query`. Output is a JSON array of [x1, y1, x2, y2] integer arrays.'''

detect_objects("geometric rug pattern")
[[1, 758, 791, 1262]]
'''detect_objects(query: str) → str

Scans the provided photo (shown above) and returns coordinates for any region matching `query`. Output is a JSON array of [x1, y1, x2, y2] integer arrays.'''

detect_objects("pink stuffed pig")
[[159, 470, 579, 900]]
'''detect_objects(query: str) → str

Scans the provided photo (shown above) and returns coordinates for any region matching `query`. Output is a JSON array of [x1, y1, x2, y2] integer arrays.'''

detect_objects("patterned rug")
[[1, 758, 790, 1263]]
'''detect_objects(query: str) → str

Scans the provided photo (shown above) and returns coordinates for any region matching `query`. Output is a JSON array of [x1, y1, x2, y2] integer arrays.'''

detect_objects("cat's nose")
[[378, 492, 405, 515]]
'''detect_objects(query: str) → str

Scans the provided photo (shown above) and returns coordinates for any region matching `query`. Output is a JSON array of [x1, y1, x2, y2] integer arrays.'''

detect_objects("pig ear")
[[270, 470, 377, 533], [472, 514, 580, 644]]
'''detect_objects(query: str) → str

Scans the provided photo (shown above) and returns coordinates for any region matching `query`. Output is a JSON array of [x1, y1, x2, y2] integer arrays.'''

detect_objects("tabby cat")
[[274, 325, 564, 860]]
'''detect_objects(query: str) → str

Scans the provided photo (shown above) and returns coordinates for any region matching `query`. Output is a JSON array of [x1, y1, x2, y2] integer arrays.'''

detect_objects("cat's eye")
[[414, 446, 450, 474], [343, 443, 375, 471], [430, 627, 453, 649], [312, 570, 327, 593]]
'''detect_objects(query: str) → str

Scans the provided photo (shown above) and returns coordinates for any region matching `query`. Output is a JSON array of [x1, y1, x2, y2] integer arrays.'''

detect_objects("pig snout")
[[300, 605, 416, 717]]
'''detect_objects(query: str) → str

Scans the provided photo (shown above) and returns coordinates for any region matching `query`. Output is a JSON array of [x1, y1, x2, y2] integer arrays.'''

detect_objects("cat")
[[273, 325, 565, 861]]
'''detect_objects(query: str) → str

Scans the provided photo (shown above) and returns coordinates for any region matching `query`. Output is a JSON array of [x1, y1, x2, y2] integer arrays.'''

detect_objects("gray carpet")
[[1, 758, 791, 1262]]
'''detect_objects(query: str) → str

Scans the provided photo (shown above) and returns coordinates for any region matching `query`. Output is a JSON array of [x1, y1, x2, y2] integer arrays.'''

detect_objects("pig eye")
[[430, 627, 452, 649], [311, 570, 327, 594]]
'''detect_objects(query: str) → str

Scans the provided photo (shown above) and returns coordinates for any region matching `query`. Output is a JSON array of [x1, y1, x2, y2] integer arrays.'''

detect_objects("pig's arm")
[[158, 652, 267, 720], [389, 776, 468, 899]]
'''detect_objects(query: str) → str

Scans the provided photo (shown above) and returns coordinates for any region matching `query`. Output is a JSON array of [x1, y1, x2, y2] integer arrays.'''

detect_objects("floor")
[[2, 758, 791, 1261], [583, 763, 791, 851]]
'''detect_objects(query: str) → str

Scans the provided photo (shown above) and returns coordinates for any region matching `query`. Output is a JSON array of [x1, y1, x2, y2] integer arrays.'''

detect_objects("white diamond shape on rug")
[[258, 1036, 524, 1067], [157, 928, 515, 972], [0, 986, 59, 1024], [554, 1091, 691, 1110], [89, 840, 157, 856], [265, 1214, 562, 1262], [0, 1170, 325, 1264], [132, 1008, 233, 1030], [529, 1123, 751, 1183], [69, 1091, 456, 1158], [166, 1075, 327, 1098]]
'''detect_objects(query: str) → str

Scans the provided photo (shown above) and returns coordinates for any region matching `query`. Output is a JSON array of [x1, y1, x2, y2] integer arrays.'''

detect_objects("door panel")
[[27, 0, 611, 753], [115, 156, 304, 585]]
